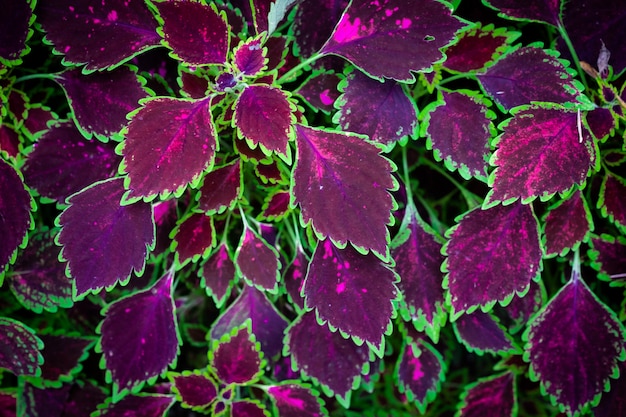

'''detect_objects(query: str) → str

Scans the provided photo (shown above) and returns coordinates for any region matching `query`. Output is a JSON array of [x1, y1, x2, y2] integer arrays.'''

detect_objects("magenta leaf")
[[453, 311, 519, 356], [56, 177, 154, 297], [23, 122, 120, 203], [320, 0, 465, 81], [486, 106, 597, 206], [336, 69, 417, 147], [478, 47, 581, 111], [483, 0, 561, 26], [599, 173, 626, 233], [285, 311, 371, 406], [200, 243, 236, 308], [39, 334, 94, 384], [155, 0, 228, 66], [235, 227, 281, 293], [524, 263, 626, 415], [260, 190, 291, 221], [94, 394, 175, 417], [542, 190, 593, 257], [197, 159, 242, 215], [457, 372, 516, 417], [0, 158, 32, 283], [443, 202, 542, 318], [231, 400, 270, 417], [56, 66, 147, 139], [267, 382, 327, 417], [171, 212, 216, 266], [284, 248, 308, 312], [296, 72, 341, 113], [234, 85, 295, 161], [421, 90, 494, 179], [98, 271, 180, 399], [233, 37, 267, 76], [0, 0, 34, 64], [304, 240, 397, 354], [209, 324, 264, 385], [395, 339, 445, 413], [589, 235, 626, 284], [292, 125, 396, 260], [120, 97, 217, 202], [169, 370, 218, 410], [0, 317, 43, 376], [210, 285, 288, 359], [38, 0, 160, 71]]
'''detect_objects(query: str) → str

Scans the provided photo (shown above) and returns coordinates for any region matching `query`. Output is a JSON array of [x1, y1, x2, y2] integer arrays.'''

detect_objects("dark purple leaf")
[[235, 227, 281, 293], [98, 270, 179, 398], [285, 311, 371, 405], [267, 383, 327, 417], [486, 106, 596, 206], [478, 47, 581, 111], [304, 240, 397, 353], [197, 159, 242, 215], [395, 339, 444, 413], [0, 125, 19, 159], [120, 97, 217, 202], [94, 394, 175, 417], [23, 122, 120, 203], [421, 90, 493, 179], [589, 235, 626, 284], [453, 311, 518, 355], [179, 68, 209, 99], [586, 107, 616, 141], [22, 105, 55, 139], [502, 279, 545, 334], [599, 173, 626, 233], [37, 0, 160, 70], [234, 85, 294, 161], [60, 381, 107, 417], [171, 212, 216, 266], [594, 361, 626, 417], [231, 400, 270, 417], [284, 248, 307, 311], [292, 0, 348, 59], [0, 0, 34, 63], [210, 285, 288, 359], [19, 382, 70, 417], [0, 158, 32, 282], [255, 162, 286, 185], [200, 243, 236, 308], [56, 177, 154, 297], [235, 136, 272, 163], [233, 37, 266, 76], [260, 190, 291, 221], [155, 0, 228, 65], [0, 391, 16, 417], [292, 125, 396, 259], [320, 0, 465, 81], [337, 69, 417, 147], [56, 66, 147, 139], [482, 0, 561, 26], [0, 318, 43, 376], [7, 89, 28, 127], [457, 372, 516, 417], [543, 190, 593, 257], [525, 265, 626, 415], [296, 72, 341, 113], [153, 199, 178, 256], [169, 371, 218, 410], [444, 203, 542, 318], [210, 325, 264, 385], [9, 230, 72, 313], [250, 0, 271, 34], [39, 334, 94, 383]]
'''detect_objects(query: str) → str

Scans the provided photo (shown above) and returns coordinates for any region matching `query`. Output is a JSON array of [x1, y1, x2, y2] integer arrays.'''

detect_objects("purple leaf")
[[233, 37, 267, 76], [155, 0, 229, 65], [255, 162, 286, 185], [336, 69, 417, 147], [304, 240, 397, 353], [524, 264, 626, 415], [542, 190, 593, 257], [197, 159, 242, 215], [171, 212, 216, 266], [179, 68, 209, 99], [94, 394, 175, 417], [599, 173, 626, 233], [0, 0, 34, 64], [56, 66, 147, 139], [19, 382, 71, 417], [267, 383, 327, 417], [502, 279, 545, 334], [260, 190, 291, 221], [292, 124, 396, 260], [478, 47, 581, 111], [589, 235, 626, 285], [285, 311, 371, 406], [0, 317, 43, 376], [0, 158, 32, 282], [120, 97, 217, 202], [421, 90, 494, 179], [235, 227, 281, 293], [8, 230, 72, 313], [56, 177, 154, 297], [320, 0, 465, 81], [284, 248, 308, 311], [98, 270, 180, 398], [22, 122, 120, 203], [39, 334, 94, 383], [395, 339, 445, 413], [231, 400, 270, 417], [234, 85, 294, 161], [453, 311, 519, 355], [296, 72, 341, 113], [60, 382, 107, 417], [210, 285, 288, 359], [38, 0, 160, 71], [443, 203, 542, 318], [250, 0, 271, 34], [0, 391, 16, 417], [152, 199, 178, 256], [0, 125, 20, 159], [22, 105, 55, 140], [169, 371, 218, 410], [457, 372, 516, 417], [210, 325, 264, 385], [586, 108, 616, 141], [486, 106, 596, 206], [482, 0, 561, 26], [594, 361, 626, 417], [292, 0, 348, 59], [200, 243, 236, 308]]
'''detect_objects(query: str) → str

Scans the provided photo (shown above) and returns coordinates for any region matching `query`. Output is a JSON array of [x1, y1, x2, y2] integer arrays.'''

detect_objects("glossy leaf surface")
[[210, 326, 264, 385], [235, 227, 281, 293], [457, 372, 516, 417], [0, 317, 43, 376]]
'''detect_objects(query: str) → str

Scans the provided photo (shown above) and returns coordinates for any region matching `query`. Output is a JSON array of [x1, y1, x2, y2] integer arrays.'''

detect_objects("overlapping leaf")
[[598, 173, 626, 233], [196, 159, 241, 215], [589, 235, 626, 284], [0, 0, 35, 64], [171, 212, 215, 266], [209, 325, 264, 385], [457, 372, 516, 417], [260, 190, 291, 221], [284, 248, 307, 311], [231, 400, 270, 417], [542, 190, 593, 257], [453, 311, 519, 355], [292, 0, 349, 59], [482, 0, 561, 26], [267, 383, 327, 417], [93, 394, 175, 417], [169, 370, 218, 410], [200, 243, 236, 307], [233, 37, 267, 76], [502, 279, 545, 334], [235, 227, 281, 293], [39, 334, 94, 385], [0, 317, 43, 376]]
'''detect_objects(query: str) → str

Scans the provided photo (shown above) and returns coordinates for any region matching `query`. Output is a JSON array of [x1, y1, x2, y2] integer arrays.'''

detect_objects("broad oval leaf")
[[200, 243, 236, 308], [0, 317, 43, 376], [453, 311, 518, 355], [56, 177, 154, 298], [457, 372, 516, 417], [197, 159, 242, 215], [171, 212, 215, 266], [169, 371, 218, 410], [209, 325, 264, 385], [267, 383, 327, 417], [120, 97, 217, 202], [0, 0, 34, 64], [320, 0, 465, 81], [98, 271, 180, 400], [233, 37, 267, 76], [443, 203, 542, 318], [292, 125, 396, 260], [482, 0, 561, 26], [543, 190, 593, 257], [235, 227, 281, 293]]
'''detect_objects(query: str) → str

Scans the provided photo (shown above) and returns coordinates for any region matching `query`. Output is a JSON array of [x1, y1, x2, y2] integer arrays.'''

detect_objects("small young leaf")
[[38, 334, 94, 385], [457, 372, 516, 417], [233, 37, 267, 76], [197, 159, 242, 215], [589, 235, 626, 284], [0, 317, 43, 376], [598, 173, 626, 233], [260, 190, 291, 221], [93, 394, 175, 417], [482, 0, 561, 26], [209, 325, 264, 385], [235, 227, 281, 293], [0, 0, 34, 64], [171, 212, 216, 266], [200, 243, 236, 307], [453, 311, 519, 355], [169, 371, 218, 410], [267, 382, 327, 417], [542, 190, 593, 257]]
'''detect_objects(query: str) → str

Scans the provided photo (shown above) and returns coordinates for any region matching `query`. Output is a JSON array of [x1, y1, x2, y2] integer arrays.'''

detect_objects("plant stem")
[[277, 53, 325, 85], [557, 23, 590, 92], [14, 73, 57, 84], [420, 157, 481, 210]]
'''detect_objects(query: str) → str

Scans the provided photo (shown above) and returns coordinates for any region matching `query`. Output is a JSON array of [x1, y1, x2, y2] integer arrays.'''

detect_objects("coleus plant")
[[1, 0, 626, 416]]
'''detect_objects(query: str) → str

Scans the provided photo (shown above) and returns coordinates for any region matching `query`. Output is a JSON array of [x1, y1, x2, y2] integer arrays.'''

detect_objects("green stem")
[[277, 53, 325, 85], [401, 146, 414, 203], [437, 72, 474, 87], [556, 22, 589, 92], [14, 73, 57, 84], [420, 158, 481, 210]]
